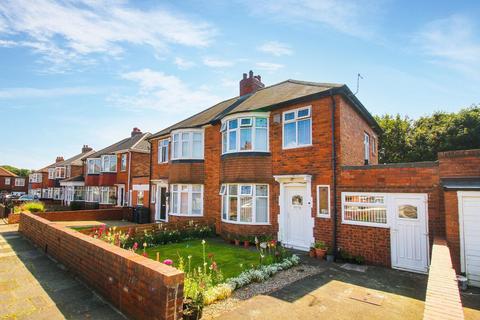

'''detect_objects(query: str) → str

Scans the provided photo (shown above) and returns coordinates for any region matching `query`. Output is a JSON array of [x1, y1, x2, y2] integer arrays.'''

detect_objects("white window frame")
[[364, 132, 370, 163], [29, 173, 42, 183], [341, 192, 388, 228], [14, 178, 25, 187], [151, 184, 156, 203], [171, 129, 204, 160], [372, 136, 376, 155], [282, 106, 312, 149], [158, 139, 169, 163], [221, 183, 270, 225], [55, 166, 66, 179], [169, 184, 204, 216], [221, 113, 270, 154], [101, 155, 117, 173], [100, 186, 116, 204], [87, 158, 101, 174], [4, 177, 10, 185], [316, 185, 331, 218], [48, 168, 55, 179], [121, 154, 127, 171]]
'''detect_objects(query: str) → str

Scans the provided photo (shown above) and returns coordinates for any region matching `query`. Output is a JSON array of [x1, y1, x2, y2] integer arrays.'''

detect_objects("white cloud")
[[0, 0, 216, 71], [174, 57, 195, 70], [203, 57, 234, 68], [414, 15, 480, 77], [255, 62, 284, 72], [110, 68, 222, 113], [242, 0, 382, 39], [0, 86, 100, 99], [258, 41, 293, 56]]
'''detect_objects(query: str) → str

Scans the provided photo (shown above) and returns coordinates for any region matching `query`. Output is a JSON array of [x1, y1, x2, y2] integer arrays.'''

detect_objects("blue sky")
[[0, 0, 479, 169]]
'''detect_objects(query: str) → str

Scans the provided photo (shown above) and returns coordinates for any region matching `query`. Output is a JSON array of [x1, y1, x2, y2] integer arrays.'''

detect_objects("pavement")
[[0, 223, 127, 320]]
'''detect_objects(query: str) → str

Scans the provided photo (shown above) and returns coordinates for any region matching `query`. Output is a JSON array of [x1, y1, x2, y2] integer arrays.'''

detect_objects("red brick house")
[[83, 128, 150, 208], [0, 167, 27, 195], [147, 71, 480, 286]]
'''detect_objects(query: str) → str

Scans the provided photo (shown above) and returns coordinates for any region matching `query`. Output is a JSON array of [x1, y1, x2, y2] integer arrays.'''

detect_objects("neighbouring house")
[[0, 167, 27, 195], [28, 145, 95, 204], [83, 128, 150, 209], [147, 70, 480, 287]]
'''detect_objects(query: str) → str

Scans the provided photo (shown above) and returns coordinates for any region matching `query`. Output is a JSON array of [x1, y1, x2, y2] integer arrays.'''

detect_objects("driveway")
[[0, 224, 126, 319]]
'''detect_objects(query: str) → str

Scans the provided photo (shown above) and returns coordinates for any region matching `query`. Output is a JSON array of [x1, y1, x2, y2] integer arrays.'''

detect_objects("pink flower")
[[163, 259, 173, 266], [211, 261, 218, 271], [142, 252, 148, 257], [132, 242, 138, 251]]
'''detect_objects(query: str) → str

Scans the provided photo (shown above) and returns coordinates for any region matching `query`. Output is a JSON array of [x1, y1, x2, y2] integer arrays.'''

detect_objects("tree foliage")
[[1, 165, 30, 177], [375, 105, 480, 163]]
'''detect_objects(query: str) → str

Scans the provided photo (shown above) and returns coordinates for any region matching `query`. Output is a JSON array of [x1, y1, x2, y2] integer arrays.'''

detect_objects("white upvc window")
[[15, 178, 25, 187], [100, 186, 116, 204], [53, 187, 63, 200], [317, 185, 331, 218], [47, 188, 54, 199], [4, 177, 10, 185], [87, 158, 101, 174], [171, 129, 204, 160], [151, 184, 156, 203], [282, 106, 312, 149], [170, 184, 203, 216], [85, 186, 100, 202], [66, 166, 71, 178], [158, 139, 169, 163], [364, 132, 370, 164], [29, 173, 42, 183], [101, 155, 117, 173], [342, 192, 387, 227], [121, 154, 127, 171], [42, 188, 49, 198], [221, 115, 269, 154], [48, 168, 55, 179], [55, 167, 66, 179], [221, 183, 269, 224]]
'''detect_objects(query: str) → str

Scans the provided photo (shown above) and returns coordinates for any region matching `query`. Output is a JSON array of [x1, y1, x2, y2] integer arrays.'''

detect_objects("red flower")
[[211, 261, 218, 271], [208, 253, 214, 259], [142, 252, 148, 257]]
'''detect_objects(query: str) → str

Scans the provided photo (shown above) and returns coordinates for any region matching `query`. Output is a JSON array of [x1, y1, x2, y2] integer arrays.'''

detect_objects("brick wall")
[[221, 154, 272, 183], [169, 162, 205, 184], [439, 149, 480, 177], [116, 152, 129, 185], [19, 213, 184, 320], [70, 165, 83, 178], [204, 125, 222, 231], [99, 172, 117, 186], [443, 191, 461, 272], [9, 208, 133, 224], [131, 152, 150, 178]]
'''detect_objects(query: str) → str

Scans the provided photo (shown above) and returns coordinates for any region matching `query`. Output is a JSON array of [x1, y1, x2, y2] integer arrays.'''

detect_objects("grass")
[[142, 238, 262, 279]]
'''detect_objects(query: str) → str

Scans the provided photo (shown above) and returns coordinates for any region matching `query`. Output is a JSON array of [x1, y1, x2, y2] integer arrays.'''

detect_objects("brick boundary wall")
[[19, 213, 184, 320], [8, 208, 133, 224], [423, 238, 464, 320]]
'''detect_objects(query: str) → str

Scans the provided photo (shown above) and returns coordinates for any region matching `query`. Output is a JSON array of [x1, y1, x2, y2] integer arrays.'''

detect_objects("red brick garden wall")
[[443, 191, 461, 273], [9, 208, 133, 224], [19, 213, 184, 320]]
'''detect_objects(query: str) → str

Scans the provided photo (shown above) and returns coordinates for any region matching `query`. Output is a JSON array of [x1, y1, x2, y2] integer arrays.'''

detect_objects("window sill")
[[282, 144, 313, 151], [221, 219, 270, 226], [171, 159, 204, 163], [341, 221, 389, 228], [317, 215, 331, 219], [221, 152, 271, 159], [169, 213, 204, 217]]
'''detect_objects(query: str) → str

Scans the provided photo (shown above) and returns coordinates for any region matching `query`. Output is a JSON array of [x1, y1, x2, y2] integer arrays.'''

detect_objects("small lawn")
[[142, 238, 262, 279]]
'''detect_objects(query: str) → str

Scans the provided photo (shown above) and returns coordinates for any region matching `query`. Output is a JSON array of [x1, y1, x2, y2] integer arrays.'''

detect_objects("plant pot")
[[243, 240, 250, 248], [326, 254, 334, 262], [309, 249, 316, 258], [183, 299, 203, 320], [315, 248, 327, 259], [234, 239, 240, 246]]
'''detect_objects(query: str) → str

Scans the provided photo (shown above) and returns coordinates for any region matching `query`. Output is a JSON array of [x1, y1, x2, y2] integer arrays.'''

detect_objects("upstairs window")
[[48, 168, 55, 179], [364, 133, 370, 164], [283, 106, 312, 149], [172, 130, 203, 160], [87, 158, 101, 174], [101, 155, 117, 172], [15, 178, 25, 187], [221, 115, 268, 154], [121, 154, 127, 171], [66, 165, 71, 178], [55, 167, 65, 179], [29, 173, 42, 183], [158, 139, 169, 163], [4, 178, 10, 185]]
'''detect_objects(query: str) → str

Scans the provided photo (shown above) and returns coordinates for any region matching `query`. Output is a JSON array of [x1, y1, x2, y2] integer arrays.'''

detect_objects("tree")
[[374, 114, 413, 163], [1, 165, 30, 177]]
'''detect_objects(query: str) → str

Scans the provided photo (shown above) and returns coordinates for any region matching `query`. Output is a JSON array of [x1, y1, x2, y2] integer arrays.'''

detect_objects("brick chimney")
[[81, 145, 93, 153], [131, 127, 142, 137], [56, 156, 64, 163], [239, 70, 265, 96]]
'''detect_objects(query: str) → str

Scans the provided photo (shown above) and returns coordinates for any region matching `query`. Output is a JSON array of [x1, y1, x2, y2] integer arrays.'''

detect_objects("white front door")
[[459, 192, 480, 287], [283, 185, 312, 250], [390, 195, 429, 273]]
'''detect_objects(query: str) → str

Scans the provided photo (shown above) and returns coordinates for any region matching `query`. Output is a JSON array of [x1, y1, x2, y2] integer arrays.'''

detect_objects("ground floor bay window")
[[170, 184, 203, 216], [221, 184, 269, 224], [100, 186, 117, 205], [85, 186, 100, 203]]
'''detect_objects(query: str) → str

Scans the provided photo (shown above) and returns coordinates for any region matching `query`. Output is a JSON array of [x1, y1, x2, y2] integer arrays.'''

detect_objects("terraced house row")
[[29, 71, 480, 287]]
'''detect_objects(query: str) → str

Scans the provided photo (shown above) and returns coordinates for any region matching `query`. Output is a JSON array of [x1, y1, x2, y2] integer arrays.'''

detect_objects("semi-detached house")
[[0, 167, 27, 195]]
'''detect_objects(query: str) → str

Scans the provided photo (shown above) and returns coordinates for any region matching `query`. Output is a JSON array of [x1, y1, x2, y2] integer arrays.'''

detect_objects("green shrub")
[[14, 201, 46, 214]]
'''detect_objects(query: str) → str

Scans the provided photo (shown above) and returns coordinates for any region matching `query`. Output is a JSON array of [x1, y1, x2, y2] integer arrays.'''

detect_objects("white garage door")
[[459, 192, 480, 287]]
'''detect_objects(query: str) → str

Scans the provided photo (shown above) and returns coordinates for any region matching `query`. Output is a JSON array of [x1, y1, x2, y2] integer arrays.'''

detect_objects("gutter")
[[330, 90, 338, 260]]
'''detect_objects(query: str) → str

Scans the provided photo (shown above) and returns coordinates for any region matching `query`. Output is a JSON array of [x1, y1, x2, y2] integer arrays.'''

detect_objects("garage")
[[458, 191, 480, 287]]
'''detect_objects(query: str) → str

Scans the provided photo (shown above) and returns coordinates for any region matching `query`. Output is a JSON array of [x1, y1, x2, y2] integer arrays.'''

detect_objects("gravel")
[[202, 264, 325, 319]]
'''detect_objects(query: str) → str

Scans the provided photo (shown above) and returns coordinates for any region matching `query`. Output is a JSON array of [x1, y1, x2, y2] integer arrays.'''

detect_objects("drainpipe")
[[330, 90, 338, 259], [148, 140, 153, 222], [127, 151, 131, 206]]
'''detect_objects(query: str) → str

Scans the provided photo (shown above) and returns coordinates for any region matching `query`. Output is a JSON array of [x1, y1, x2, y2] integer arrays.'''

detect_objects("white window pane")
[[256, 185, 268, 196], [172, 192, 178, 213], [229, 119, 238, 129], [284, 112, 295, 121], [240, 185, 252, 195], [229, 131, 237, 151], [298, 108, 310, 118], [192, 185, 202, 192], [240, 196, 252, 222], [182, 140, 189, 157], [255, 128, 267, 151], [222, 132, 227, 153], [256, 197, 268, 223], [181, 185, 188, 191], [193, 140, 202, 158], [228, 196, 237, 221], [318, 187, 329, 215], [298, 119, 311, 145], [173, 140, 179, 158], [229, 185, 238, 195], [240, 118, 252, 126], [240, 128, 252, 150], [255, 117, 267, 128], [180, 192, 188, 214], [284, 122, 296, 147], [192, 192, 202, 215], [222, 195, 228, 220], [109, 156, 116, 171]]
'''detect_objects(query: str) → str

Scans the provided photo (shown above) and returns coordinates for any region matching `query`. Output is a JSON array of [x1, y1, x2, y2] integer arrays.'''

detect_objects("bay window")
[[86, 186, 100, 202], [221, 115, 268, 154], [42, 189, 49, 198], [100, 186, 116, 204], [53, 188, 63, 200], [101, 155, 117, 172], [87, 158, 101, 174], [221, 184, 269, 224], [172, 130, 203, 160], [170, 184, 203, 216], [158, 139, 169, 163], [48, 168, 55, 179], [121, 154, 127, 171], [283, 106, 312, 149], [55, 167, 65, 179], [29, 173, 42, 183]]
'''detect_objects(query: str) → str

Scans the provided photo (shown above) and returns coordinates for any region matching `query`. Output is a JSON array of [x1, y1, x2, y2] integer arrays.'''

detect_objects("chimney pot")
[[56, 156, 64, 163], [239, 70, 265, 96], [82, 145, 93, 153], [243, 73, 247, 80], [249, 70, 253, 78], [131, 127, 142, 137]]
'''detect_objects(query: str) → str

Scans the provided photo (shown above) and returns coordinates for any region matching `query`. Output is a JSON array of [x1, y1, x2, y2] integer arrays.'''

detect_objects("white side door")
[[459, 192, 480, 287], [390, 194, 429, 273], [283, 185, 312, 250]]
